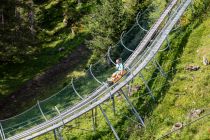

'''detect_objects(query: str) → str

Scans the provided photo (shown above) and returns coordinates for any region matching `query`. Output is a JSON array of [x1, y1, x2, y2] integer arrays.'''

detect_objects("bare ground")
[[0, 45, 91, 119]]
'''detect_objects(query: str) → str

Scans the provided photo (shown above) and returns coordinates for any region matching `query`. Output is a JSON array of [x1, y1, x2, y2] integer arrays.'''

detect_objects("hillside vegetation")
[[34, 0, 210, 139], [0, 0, 209, 139], [0, 0, 149, 119]]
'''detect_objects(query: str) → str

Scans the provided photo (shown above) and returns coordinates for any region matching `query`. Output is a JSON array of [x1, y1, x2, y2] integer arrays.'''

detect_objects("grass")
[[34, 5, 210, 140], [128, 11, 210, 140], [1, 0, 210, 139]]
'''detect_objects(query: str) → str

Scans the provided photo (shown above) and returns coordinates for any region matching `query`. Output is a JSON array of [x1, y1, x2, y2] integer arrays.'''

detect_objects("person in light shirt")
[[107, 58, 126, 84], [112, 58, 124, 77]]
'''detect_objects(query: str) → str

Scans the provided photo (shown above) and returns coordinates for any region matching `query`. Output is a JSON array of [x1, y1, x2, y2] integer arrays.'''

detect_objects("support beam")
[[139, 72, 155, 101], [0, 130, 3, 140], [57, 127, 64, 140], [98, 105, 120, 140], [53, 128, 63, 140], [127, 80, 133, 96], [0, 122, 5, 140], [111, 95, 116, 116], [120, 89, 145, 127], [152, 59, 166, 77], [53, 129, 57, 140], [91, 109, 96, 131], [55, 106, 65, 127], [72, 79, 97, 131], [37, 100, 48, 121]]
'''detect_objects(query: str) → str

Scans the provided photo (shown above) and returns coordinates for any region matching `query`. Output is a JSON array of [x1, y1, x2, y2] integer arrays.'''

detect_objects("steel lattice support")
[[120, 89, 145, 127], [72, 78, 98, 131], [98, 105, 120, 140], [139, 72, 155, 101], [53, 128, 63, 140], [127, 80, 134, 96], [54, 107, 64, 140], [91, 108, 96, 131], [53, 129, 57, 140], [55, 106, 65, 127], [0, 122, 5, 140], [152, 59, 167, 77], [111, 95, 116, 116]]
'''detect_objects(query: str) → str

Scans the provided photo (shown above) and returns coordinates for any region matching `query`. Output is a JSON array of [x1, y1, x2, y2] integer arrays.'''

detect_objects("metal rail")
[[4, 0, 191, 139]]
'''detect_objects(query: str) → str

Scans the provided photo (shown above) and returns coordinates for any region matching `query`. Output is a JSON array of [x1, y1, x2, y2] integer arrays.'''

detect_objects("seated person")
[[108, 58, 126, 83]]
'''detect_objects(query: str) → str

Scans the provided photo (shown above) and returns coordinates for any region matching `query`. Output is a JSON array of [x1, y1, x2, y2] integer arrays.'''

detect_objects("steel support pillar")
[[111, 95, 116, 116], [53, 129, 57, 140], [72, 78, 97, 132], [57, 127, 64, 140], [53, 128, 63, 140], [152, 59, 166, 77], [0, 123, 5, 140], [104, 83, 116, 116], [139, 72, 155, 101], [127, 80, 133, 96], [120, 89, 145, 127], [55, 106, 65, 127], [99, 105, 120, 140], [91, 108, 96, 131]]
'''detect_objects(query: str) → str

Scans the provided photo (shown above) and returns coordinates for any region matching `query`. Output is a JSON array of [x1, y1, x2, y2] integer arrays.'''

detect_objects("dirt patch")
[[0, 45, 91, 119]]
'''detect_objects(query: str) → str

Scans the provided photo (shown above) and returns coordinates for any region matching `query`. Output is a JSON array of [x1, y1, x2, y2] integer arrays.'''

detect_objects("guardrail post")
[[37, 100, 48, 121], [139, 72, 155, 101], [0, 122, 5, 140], [120, 89, 145, 127], [99, 105, 120, 140]]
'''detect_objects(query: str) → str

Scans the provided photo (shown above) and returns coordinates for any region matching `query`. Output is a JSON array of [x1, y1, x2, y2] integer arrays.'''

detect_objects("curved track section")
[[0, 0, 192, 139]]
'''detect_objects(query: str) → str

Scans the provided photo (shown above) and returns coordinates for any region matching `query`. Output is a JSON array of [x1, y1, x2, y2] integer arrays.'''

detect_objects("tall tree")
[[85, 0, 135, 63], [0, 0, 37, 64]]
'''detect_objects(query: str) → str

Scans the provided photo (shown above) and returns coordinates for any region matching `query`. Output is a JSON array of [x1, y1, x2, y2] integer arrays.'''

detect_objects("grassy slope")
[[43, 4, 210, 140], [152, 16, 210, 140], [128, 11, 210, 140]]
